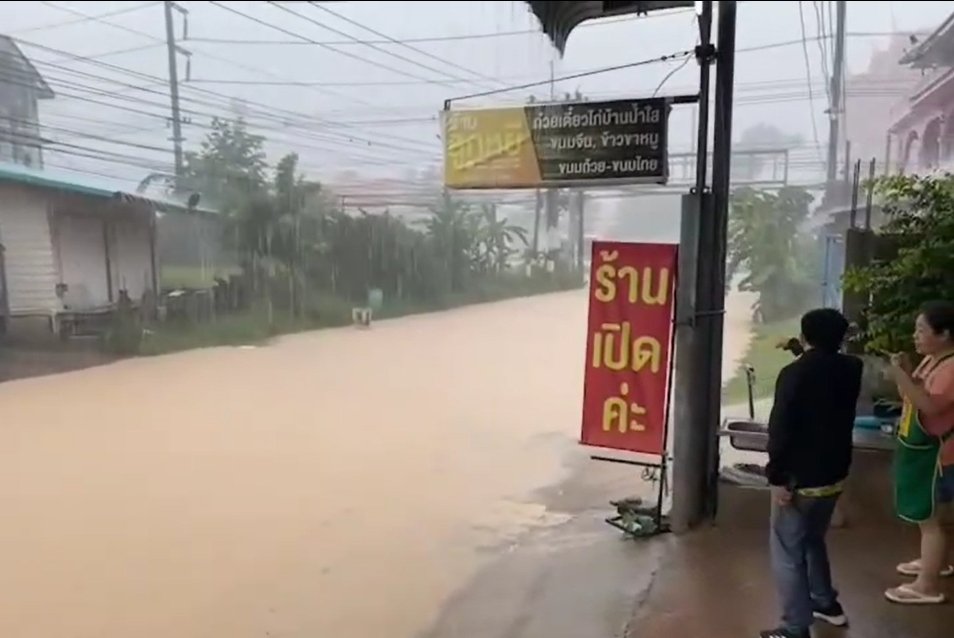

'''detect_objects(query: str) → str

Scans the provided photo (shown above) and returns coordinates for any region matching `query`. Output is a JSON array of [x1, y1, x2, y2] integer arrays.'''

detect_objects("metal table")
[[718, 419, 895, 489]]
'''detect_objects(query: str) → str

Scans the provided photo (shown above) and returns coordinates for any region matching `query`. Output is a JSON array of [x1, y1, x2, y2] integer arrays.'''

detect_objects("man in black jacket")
[[760, 308, 863, 638]]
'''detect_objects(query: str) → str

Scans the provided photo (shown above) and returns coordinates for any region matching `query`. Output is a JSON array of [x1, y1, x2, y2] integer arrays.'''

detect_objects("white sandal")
[[896, 560, 954, 577], [885, 584, 947, 605]]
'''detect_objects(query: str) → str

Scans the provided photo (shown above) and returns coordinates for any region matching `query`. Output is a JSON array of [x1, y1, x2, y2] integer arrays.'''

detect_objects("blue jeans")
[[770, 493, 840, 633]]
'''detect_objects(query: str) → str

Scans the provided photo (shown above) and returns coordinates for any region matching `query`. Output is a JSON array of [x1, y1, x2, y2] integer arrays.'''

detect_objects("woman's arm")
[[892, 364, 954, 428]]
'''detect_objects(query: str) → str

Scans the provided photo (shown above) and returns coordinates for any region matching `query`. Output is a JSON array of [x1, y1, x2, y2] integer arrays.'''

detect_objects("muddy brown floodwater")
[[0, 290, 754, 638]]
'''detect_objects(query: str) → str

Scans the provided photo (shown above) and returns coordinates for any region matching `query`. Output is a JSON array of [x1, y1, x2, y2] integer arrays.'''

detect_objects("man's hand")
[[771, 485, 793, 507]]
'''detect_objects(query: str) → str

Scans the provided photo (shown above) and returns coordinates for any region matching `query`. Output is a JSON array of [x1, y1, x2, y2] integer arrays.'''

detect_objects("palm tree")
[[425, 196, 478, 291], [476, 203, 528, 272]]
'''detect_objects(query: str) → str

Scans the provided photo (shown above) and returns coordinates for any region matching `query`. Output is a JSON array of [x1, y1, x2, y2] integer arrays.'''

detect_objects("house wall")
[[110, 215, 153, 301], [887, 21, 954, 173], [0, 182, 155, 334], [53, 212, 110, 308], [0, 184, 58, 316], [52, 206, 154, 309], [843, 37, 922, 167], [888, 73, 954, 173]]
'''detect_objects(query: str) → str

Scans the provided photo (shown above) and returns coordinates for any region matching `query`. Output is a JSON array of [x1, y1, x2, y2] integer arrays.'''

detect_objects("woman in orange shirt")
[[885, 301, 954, 604]]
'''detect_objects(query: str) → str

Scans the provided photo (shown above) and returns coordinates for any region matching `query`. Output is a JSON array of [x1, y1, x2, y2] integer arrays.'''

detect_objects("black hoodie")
[[766, 348, 864, 489]]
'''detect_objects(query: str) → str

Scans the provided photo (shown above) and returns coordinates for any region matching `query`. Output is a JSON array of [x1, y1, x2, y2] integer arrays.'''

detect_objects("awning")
[[524, 1, 694, 53]]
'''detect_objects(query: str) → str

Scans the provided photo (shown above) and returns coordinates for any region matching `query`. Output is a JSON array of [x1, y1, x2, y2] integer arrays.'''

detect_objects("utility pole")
[[164, 1, 188, 177], [671, 0, 714, 533], [670, 0, 737, 532], [826, 1, 847, 185], [702, 0, 738, 522], [549, 60, 555, 100], [543, 61, 556, 259]]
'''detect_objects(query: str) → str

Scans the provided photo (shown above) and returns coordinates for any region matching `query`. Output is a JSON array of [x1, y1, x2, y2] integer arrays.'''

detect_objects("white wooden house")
[[0, 35, 54, 169], [0, 162, 208, 338]]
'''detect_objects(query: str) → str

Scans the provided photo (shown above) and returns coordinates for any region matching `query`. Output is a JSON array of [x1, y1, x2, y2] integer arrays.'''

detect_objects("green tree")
[[182, 117, 268, 209], [167, 115, 580, 332], [843, 173, 954, 353], [727, 186, 818, 322]]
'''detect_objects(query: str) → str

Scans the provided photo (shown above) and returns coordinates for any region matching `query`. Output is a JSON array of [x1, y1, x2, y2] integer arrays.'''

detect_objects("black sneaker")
[[759, 628, 810, 638], [813, 601, 848, 627]]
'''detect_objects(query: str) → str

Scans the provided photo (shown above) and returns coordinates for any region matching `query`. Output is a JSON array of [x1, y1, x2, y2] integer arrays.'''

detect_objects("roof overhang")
[[0, 162, 216, 215], [524, 1, 695, 53]]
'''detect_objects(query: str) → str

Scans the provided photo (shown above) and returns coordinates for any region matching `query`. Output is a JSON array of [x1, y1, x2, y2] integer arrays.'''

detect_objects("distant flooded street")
[[0, 290, 753, 638]]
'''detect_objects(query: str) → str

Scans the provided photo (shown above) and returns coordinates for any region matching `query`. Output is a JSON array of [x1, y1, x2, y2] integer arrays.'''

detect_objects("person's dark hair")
[[801, 308, 849, 353], [919, 300, 954, 341]]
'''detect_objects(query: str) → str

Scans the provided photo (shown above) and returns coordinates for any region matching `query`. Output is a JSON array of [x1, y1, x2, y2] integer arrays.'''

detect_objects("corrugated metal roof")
[[524, 1, 694, 53], [0, 162, 216, 214]]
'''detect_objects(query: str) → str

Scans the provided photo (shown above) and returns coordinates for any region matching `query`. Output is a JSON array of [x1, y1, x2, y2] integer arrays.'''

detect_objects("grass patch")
[[722, 317, 800, 406], [160, 265, 242, 290], [140, 311, 294, 355], [139, 271, 582, 356]]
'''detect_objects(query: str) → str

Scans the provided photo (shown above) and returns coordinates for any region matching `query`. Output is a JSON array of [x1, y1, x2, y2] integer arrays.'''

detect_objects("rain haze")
[[0, 2, 951, 638]]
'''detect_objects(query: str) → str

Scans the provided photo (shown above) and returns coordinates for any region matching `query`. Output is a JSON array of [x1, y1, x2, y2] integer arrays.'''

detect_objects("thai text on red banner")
[[580, 241, 677, 455]]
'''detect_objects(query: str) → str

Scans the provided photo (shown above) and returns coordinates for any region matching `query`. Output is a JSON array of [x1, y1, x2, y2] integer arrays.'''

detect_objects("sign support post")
[[581, 241, 678, 538]]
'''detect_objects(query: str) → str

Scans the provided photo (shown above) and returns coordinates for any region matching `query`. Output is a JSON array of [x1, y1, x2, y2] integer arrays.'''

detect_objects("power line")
[[1, 14, 909, 179], [812, 1, 832, 104], [652, 13, 699, 97], [210, 1, 464, 88], [8, 36, 440, 152], [297, 1, 493, 88], [43, 160, 164, 185], [1, 130, 174, 171], [1, 113, 174, 155], [447, 50, 694, 104], [3, 59, 450, 172], [184, 8, 696, 46], [7, 47, 905, 142], [38, 0, 381, 109], [187, 27, 917, 49], [3, 100, 438, 174], [306, 1, 500, 88], [11, 1, 161, 35], [48, 61, 898, 123], [797, 2, 824, 164], [28, 57, 408, 145], [181, 31, 915, 89], [1, 61, 442, 167]]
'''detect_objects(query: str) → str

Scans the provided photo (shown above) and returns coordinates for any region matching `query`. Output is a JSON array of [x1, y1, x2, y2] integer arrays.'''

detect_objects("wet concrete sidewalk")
[[630, 451, 954, 638]]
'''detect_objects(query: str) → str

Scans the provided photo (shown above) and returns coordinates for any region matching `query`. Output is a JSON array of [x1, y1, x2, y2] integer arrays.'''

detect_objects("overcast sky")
[[1, 1, 951, 193]]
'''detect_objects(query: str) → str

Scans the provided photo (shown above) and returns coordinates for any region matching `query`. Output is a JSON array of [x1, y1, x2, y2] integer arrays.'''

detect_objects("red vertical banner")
[[581, 241, 678, 455]]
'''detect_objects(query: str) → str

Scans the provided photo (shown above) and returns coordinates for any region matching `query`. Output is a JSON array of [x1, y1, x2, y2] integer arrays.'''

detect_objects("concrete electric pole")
[[164, 1, 189, 178], [826, 1, 847, 185]]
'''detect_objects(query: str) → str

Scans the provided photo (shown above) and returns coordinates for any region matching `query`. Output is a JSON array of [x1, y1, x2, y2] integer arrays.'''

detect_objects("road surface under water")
[[0, 290, 754, 638]]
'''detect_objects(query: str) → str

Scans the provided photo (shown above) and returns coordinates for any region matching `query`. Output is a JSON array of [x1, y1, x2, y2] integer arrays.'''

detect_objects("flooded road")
[[0, 290, 753, 638]]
